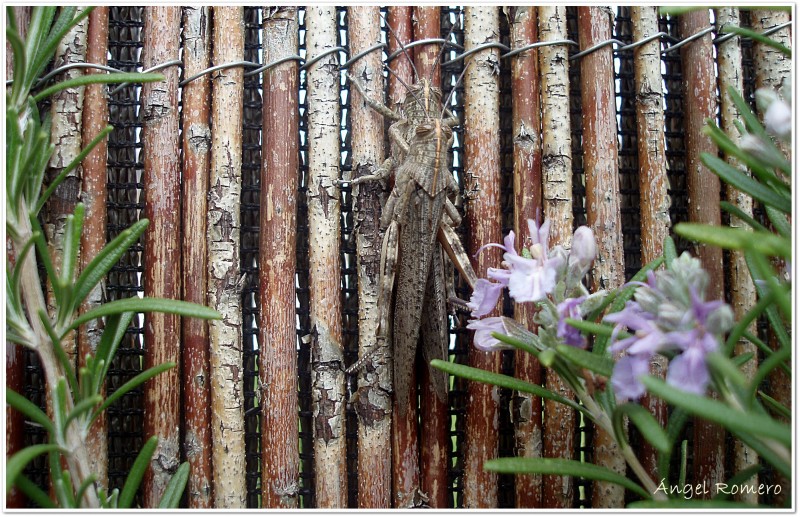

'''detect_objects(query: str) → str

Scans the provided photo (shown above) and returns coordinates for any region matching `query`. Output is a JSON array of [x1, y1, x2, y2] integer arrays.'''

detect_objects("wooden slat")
[[537, 6, 575, 508], [463, 6, 503, 509], [78, 5, 110, 494], [410, 6, 450, 509], [507, 5, 544, 509], [630, 5, 670, 482], [678, 9, 725, 496], [207, 6, 247, 508], [260, 6, 301, 509], [348, 6, 392, 509], [141, 6, 182, 507], [305, 6, 347, 508], [180, 6, 213, 508], [715, 7, 760, 504], [750, 8, 792, 505], [577, 6, 626, 509]]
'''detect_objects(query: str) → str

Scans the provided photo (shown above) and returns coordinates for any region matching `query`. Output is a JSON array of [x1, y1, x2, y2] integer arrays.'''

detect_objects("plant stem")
[[577, 389, 665, 500], [14, 208, 100, 508]]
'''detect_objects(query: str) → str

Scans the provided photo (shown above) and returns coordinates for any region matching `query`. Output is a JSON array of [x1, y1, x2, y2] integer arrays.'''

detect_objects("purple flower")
[[467, 317, 513, 352], [467, 279, 504, 317], [611, 354, 650, 402], [604, 302, 669, 356], [557, 297, 587, 348], [666, 346, 709, 396], [526, 218, 551, 259], [506, 253, 558, 303]]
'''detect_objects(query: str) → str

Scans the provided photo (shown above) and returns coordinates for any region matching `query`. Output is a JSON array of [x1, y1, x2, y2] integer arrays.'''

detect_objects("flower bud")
[[568, 226, 597, 279], [764, 99, 791, 140]]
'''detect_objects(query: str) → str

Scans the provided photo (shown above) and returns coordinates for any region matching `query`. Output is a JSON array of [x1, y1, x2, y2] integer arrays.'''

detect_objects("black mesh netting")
[[15, 5, 774, 509]]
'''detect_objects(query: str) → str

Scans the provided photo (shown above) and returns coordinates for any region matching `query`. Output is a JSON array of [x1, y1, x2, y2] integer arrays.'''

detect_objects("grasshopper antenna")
[[383, 64, 428, 120], [429, 10, 460, 85], [380, 11, 420, 83], [440, 59, 471, 120]]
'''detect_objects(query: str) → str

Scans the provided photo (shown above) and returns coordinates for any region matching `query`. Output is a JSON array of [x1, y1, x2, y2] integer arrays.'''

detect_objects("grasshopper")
[[345, 51, 477, 415]]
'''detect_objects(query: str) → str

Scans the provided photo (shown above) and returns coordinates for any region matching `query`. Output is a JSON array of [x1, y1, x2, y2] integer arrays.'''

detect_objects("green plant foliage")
[[5, 7, 219, 508], [434, 38, 792, 506]]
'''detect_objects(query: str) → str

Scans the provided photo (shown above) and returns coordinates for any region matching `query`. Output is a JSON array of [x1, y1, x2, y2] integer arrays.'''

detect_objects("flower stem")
[[14, 212, 100, 508], [577, 389, 665, 500]]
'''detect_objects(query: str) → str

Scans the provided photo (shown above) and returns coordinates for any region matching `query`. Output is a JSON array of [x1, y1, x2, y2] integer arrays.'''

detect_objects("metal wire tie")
[[500, 39, 579, 59], [385, 37, 464, 63], [442, 41, 511, 67], [245, 55, 304, 77], [662, 25, 716, 54], [301, 46, 345, 71], [715, 19, 792, 45], [569, 38, 627, 61], [339, 42, 387, 70], [179, 60, 259, 86], [109, 58, 183, 95]]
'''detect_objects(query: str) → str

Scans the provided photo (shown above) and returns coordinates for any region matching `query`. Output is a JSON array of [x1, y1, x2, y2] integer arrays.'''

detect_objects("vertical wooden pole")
[[260, 6, 301, 509], [44, 6, 88, 369], [141, 6, 182, 507], [207, 6, 246, 508], [180, 6, 213, 508], [347, 6, 392, 509], [715, 7, 760, 504], [750, 8, 792, 505], [538, 6, 575, 508], [678, 10, 725, 496], [508, 6, 544, 509], [306, 6, 347, 508], [410, 6, 449, 509], [630, 6, 671, 482], [6, 7, 31, 509], [384, 8, 422, 507], [77, 5, 110, 494], [463, 6, 502, 509], [412, 6, 441, 84], [577, 7, 626, 508], [387, 7, 414, 109]]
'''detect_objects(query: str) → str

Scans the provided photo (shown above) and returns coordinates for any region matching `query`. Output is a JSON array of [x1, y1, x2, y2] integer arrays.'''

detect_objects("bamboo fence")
[[8, 6, 793, 510]]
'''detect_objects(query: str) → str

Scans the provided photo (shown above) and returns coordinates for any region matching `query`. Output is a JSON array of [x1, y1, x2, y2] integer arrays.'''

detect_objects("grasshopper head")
[[403, 79, 443, 120]]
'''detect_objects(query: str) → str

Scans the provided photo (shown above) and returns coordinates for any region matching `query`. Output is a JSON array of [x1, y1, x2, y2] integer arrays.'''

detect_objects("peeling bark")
[[206, 6, 247, 508], [259, 6, 301, 510], [77, 6, 110, 493], [507, 5, 543, 508], [577, 7, 626, 508], [630, 7, 670, 481], [538, 6, 575, 508], [347, 6, 392, 509], [306, 6, 347, 508], [44, 6, 88, 369], [679, 10, 725, 496], [463, 6, 502, 509], [181, 6, 213, 508]]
